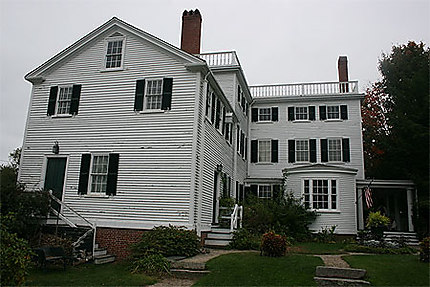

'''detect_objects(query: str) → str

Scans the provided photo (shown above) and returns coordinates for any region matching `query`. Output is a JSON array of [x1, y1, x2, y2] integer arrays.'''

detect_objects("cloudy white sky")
[[0, 0, 428, 163]]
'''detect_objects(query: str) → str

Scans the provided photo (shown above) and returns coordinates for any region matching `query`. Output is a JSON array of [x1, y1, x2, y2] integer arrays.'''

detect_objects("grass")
[[194, 252, 322, 286], [290, 241, 347, 254], [343, 254, 429, 286], [25, 262, 157, 286]]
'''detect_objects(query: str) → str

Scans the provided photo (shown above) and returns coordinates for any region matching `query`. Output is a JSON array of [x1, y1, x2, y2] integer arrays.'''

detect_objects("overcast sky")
[[0, 0, 428, 163]]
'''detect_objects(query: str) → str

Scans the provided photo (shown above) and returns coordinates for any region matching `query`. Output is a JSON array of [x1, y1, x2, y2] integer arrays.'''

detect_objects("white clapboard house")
[[19, 10, 417, 259]]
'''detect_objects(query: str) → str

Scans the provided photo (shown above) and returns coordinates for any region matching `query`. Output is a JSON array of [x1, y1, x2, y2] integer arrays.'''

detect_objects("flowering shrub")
[[419, 237, 429, 262], [260, 231, 288, 257]]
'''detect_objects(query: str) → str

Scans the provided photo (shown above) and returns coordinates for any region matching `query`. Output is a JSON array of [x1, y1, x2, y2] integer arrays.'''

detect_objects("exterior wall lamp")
[[216, 163, 223, 173], [52, 141, 59, 154]]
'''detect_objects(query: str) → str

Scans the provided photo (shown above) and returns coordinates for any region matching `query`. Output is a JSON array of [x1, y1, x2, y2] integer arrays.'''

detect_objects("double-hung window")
[[328, 138, 342, 161], [258, 185, 272, 199], [303, 179, 337, 210], [90, 155, 109, 194], [259, 108, 271, 121], [327, 105, 340, 119], [258, 140, 271, 163], [296, 140, 309, 162], [295, 107, 308, 120], [145, 79, 163, 110], [56, 86, 73, 115], [105, 38, 124, 69]]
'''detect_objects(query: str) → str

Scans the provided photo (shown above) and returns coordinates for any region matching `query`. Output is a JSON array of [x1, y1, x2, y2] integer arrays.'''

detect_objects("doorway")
[[44, 157, 67, 212]]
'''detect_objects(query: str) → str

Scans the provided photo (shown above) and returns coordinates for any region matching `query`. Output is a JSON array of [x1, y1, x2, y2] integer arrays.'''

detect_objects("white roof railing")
[[250, 81, 359, 98], [198, 51, 240, 66]]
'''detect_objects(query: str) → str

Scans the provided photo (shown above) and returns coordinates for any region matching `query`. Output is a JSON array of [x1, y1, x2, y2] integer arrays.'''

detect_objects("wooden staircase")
[[204, 227, 233, 247], [93, 244, 116, 264], [383, 231, 420, 246]]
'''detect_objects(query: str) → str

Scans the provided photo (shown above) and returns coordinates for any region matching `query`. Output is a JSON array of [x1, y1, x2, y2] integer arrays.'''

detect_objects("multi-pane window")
[[259, 108, 271, 121], [145, 80, 163, 110], [56, 86, 73, 114], [258, 140, 271, 162], [90, 155, 109, 194], [303, 179, 337, 210], [328, 139, 342, 161], [105, 40, 123, 69], [296, 140, 309, 162], [327, 105, 340, 119], [258, 185, 272, 198], [295, 106, 308, 120]]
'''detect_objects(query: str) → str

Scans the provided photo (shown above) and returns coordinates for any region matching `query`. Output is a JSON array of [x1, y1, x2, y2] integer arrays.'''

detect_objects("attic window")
[[105, 37, 125, 69]]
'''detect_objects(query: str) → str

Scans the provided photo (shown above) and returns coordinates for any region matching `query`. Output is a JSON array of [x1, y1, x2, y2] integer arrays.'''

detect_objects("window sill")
[[51, 114, 73, 118], [254, 162, 274, 165], [324, 119, 343, 122], [293, 120, 311, 123], [80, 194, 113, 199], [255, 121, 274, 124], [139, 110, 167, 114], [100, 67, 124, 72], [314, 210, 341, 214]]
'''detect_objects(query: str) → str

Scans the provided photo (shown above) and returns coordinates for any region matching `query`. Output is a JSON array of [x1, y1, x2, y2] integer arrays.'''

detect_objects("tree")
[[362, 41, 429, 237]]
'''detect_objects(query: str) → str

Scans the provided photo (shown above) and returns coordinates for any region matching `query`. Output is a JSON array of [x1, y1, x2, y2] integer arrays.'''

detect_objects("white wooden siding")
[[19, 28, 200, 229]]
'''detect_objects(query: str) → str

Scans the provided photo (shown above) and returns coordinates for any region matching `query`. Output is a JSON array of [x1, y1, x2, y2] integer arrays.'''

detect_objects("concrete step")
[[94, 254, 115, 265], [207, 232, 233, 240], [314, 277, 371, 286], [316, 266, 366, 280], [170, 269, 210, 278], [204, 239, 231, 247], [210, 227, 231, 234], [170, 261, 206, 270], [93, 248, 107, 257]]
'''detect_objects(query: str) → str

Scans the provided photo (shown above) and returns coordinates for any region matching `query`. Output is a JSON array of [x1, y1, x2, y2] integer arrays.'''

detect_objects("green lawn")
[[194, 252, 322, 286], [291, 242, 347, 254], [343, 254, 429, 286], [25, 262, 156, 286]]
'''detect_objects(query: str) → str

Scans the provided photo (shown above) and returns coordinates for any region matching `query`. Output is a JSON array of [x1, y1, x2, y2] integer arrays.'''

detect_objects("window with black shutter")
[[340, 105, 348, 120], [271, 140, 278, 163], [251, 140, 258, 163], [134, 80, 145, 111], [342, 138, 350, 162], [251, 108, 258, 122], [70, 85, 82, 115], [272, 107, 278, 121], [288, 140, 295, 163], [321, 139, 328, 162], [106, 153, 119, 196], [211, 93, 216, 124], [319, 106, 327, 120], [161, 78, 173, 110], [309, 106, 316, 121], [78, 154, 91, 195], [47, 86, 58, 116], [288, 107, 295, 121], [309, 139, 317, 162]]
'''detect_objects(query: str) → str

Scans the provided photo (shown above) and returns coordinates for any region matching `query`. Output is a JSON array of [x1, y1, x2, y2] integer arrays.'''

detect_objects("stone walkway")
[[315, 254, 350, 268]]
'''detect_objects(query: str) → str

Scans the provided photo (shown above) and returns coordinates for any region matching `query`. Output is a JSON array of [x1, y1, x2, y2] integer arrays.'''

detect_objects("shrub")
[[366, 211, 390, 240], [132, 225, 200, 258], [1, 218, 33, 286], [39, 233, 74, 256], [129, 253, 170, 276], [244, 192, 316, 241], [344, 244, 415, 255], [419, 237, 429, 262], [261, 231, 288, 257], [314, 226, 337, 243], [229, 229, 261, 250]]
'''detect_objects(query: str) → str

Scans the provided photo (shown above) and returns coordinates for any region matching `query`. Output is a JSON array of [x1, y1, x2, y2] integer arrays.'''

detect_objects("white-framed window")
[[105, 38, 125, 69], [258, 140, 271, 163], [56, 86, 73, 115], [295, 106, 308, 120], [145, 79, 163, 110], [259, 108, 271, 121], [296, 140, 309, 162], [258, 185, 272, 198], [328, 138, 342, 161], [327, 105, 340, 119], [89, 155, 109, 194], [303, 179, 337, 210]]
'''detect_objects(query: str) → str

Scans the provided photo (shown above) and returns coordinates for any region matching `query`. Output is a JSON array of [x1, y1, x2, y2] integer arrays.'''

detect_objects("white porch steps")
[[204, 227, 233, 248], [383, 231, 419, 246], [93, 244, 116, 265]]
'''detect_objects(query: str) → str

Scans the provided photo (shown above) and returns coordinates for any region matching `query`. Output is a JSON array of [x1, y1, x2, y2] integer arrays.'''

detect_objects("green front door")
[[44, 157, 67, 212]]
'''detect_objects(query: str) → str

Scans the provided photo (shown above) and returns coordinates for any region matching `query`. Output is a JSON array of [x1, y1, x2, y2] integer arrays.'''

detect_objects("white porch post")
[[357, 187, 364, 230], [406, 188, 414, 232]]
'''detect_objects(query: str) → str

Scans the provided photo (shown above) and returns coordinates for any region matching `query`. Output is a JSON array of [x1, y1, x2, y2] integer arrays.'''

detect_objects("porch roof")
[[356, 179, 415, 189]]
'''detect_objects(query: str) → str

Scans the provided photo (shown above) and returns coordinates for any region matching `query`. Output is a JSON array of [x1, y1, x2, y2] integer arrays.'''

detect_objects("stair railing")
[[48, 191, 97, 259], [230, 204, 243, 232]]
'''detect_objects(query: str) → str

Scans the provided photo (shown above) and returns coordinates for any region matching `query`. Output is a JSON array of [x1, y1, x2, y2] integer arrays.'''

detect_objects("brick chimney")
[[338, 56, 349, 92], [181, 9, 202, 54]]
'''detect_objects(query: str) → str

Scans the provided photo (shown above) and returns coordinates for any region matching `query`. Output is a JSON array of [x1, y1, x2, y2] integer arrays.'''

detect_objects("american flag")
[[364, 187, 373, 209]]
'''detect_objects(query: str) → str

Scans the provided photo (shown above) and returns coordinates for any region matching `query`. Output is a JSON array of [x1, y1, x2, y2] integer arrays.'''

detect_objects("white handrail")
[[230, 204, 243, 232]]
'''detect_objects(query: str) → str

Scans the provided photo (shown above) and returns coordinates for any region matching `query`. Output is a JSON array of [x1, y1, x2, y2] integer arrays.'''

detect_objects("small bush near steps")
[[229, 228, 261, 250], [261, 231, 289, 257], [129, 253, 170, 276], [419, 237, 429, 262]]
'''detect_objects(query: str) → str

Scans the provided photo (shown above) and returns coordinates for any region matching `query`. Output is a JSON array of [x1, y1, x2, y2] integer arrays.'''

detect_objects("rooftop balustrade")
[[198, 51, 240, 66]]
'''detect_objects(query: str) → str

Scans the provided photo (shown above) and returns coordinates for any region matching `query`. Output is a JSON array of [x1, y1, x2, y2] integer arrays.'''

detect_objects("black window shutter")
[[70, 85, 82, 115], [288, 107, 295, 121], [244, 138, 248, 160], [251, 108, 259, 122], [309, 139, 317, 162], [288, 140, 295, 163], [250, 185, 258, 197], [342, 138, 350, 162], [271, 139, 278, 163], [309, 106, 316, 121], [340, 105, 348, 120], [251, 140, 258, 163], [272, 107, 278, 122], [272, 184, 280, 200], [215, 98, 221, 129], [47, 86, 58, 116], [319, 106, 327, 120], [222, 107, 226, 134], [211, 93, 216, 123], [161, 78, 173, 110], [134, 80, 145, 111], [321, 139, 328, 162], [78, 154, 91, 195], [106, 153, 119, 196]]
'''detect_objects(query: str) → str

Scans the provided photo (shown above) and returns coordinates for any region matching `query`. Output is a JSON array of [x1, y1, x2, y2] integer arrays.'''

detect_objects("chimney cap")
[[183, 9, 201, 17]]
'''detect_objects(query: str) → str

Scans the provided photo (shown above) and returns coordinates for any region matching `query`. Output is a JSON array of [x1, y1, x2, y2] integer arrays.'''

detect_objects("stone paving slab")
[[316, 266, 367, 279]]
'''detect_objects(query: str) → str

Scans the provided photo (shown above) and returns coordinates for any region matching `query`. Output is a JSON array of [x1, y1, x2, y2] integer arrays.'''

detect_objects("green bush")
[[132, 225, 200, 258], [419, 237, 429, 262], [344, 244, 415, 254], [129, 253, 170, 276], [261, 231, 288, 257], [244, 192, 316, 241], [229, 229, 261, 250], [314, 226, 337, 243], [366, 211, 390, 240], [1, 218, 33, 286]]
